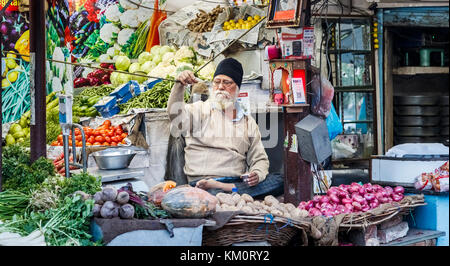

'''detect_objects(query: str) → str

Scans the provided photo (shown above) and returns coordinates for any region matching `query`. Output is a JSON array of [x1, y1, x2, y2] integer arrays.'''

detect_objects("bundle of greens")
[[0, 190, 31, 221], [1, 145, 55, 193], [59, 172, 102, 199], [0, 195, 100, 246]]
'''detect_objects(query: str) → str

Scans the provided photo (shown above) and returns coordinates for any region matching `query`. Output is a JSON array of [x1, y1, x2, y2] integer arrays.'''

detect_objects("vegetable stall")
[[0, 0, 443, 247]]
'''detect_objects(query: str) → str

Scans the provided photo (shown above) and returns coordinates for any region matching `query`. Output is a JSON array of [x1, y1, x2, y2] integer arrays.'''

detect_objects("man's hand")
[[244, 172, 259, 187], [176, 70, 198, 86]]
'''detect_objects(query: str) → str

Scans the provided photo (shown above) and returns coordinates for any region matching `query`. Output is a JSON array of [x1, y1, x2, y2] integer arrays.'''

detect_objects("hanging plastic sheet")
[[326, 103, 343, 141]]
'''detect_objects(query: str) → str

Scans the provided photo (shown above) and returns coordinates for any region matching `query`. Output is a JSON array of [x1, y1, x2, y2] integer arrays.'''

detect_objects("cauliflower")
[[104, 4, 121, 22], [148, 64, 175, 79], [136, 0, 153, 23], [176, 62, 194, 74], [165, 65, 177, 77], [119, 0, 140, 10], [117, 28, 135, 46], [120, 9, 140, 28], [99, 23, 120, 44], [162, 52, 175, 64], [198, 62, 216, 81], [157, 61, 171, 68], [175, 46, 194, 60], [136, 7, 153, 24]]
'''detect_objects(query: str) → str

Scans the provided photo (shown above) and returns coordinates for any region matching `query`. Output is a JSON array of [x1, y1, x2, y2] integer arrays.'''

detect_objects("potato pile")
[[215, 193, 309, 221], [92, 186, 135, 219], [187, 5, 225, 33]]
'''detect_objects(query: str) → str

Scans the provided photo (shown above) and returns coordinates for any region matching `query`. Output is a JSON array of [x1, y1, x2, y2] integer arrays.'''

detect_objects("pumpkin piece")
[[163, 181, 177, 192], [161, 187, 217, 218]]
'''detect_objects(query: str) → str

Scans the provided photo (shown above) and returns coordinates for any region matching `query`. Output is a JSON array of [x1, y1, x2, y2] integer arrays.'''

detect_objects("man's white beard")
[[212, 90, 237, 111]]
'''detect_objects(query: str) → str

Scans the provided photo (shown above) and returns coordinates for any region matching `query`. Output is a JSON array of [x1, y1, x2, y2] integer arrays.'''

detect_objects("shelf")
[[393, 67, 449, 75], [381, 228, 445, 246], [268, 58, 310, 62]]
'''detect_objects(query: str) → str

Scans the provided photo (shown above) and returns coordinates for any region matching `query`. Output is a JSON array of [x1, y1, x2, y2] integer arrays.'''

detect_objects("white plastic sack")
[[385, 143, 449, 158]]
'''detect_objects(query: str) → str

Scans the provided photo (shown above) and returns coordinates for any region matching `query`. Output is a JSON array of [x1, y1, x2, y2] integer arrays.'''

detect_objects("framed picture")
[[266, 0, 305, 28]]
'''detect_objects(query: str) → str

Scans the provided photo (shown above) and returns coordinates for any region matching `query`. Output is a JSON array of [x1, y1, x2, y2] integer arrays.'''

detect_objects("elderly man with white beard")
[[167, 58, 283, 198]]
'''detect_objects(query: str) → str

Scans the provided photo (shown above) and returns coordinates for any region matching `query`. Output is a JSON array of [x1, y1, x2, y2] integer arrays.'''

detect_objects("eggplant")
[[81, 46, 89, 57], [76, 17, 89, 29], [87, 23, 95, 33]]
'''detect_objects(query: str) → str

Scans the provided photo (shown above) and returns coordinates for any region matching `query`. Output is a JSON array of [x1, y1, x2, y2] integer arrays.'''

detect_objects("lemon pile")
[[2, 52, 22, 89], [222, 15, 264, 31]]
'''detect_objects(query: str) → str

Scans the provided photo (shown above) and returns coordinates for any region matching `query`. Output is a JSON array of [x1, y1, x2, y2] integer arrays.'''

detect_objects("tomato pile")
[[51, 120, 128, 147]]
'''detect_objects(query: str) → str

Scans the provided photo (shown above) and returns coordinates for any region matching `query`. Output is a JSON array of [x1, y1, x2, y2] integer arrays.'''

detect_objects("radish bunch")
[[297, 183, 405, 217]]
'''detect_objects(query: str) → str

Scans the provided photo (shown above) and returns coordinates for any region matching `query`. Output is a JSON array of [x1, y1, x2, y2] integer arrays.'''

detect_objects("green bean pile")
[[74, 84, 116, 105], [118, 80, 190, 114]]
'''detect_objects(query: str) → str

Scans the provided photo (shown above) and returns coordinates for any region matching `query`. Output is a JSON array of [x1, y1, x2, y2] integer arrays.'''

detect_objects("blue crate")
[[146, 79, 162, 90], [110, 82, 131, 98], [99, 105, 120, 118], [129, 80, 141, 96], [93, 96, 117, 112], [118, 92, 133, 105]]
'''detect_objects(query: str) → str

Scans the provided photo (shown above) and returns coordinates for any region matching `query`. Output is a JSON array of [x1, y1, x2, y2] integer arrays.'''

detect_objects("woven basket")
[[202, 215, 301, 246], [338, 194, 426, 229]]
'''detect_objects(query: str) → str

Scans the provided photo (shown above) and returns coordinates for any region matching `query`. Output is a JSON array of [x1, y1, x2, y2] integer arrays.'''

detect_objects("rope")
[[256, 213, 275, 236], [278, 218, 294, 231], [0, 50, 180, 83]]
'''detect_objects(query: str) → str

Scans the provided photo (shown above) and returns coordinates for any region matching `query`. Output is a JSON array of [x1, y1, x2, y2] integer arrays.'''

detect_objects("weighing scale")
[[58, 93, 149, 192], [74, 167, 150, 192]]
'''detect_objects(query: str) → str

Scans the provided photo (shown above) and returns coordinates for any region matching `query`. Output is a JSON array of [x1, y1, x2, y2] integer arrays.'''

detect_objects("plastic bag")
[[431, 161, 449, 192], [145, 0, 167, 51], [164, 134, 188, 185], [326, 103, 343, 140], [414, 161, 449, 192], [414, 173, 433, 191], [311, 74, 335, 118]]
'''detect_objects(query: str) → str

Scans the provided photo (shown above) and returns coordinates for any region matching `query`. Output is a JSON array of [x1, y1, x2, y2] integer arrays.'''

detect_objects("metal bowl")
[[92, 148, 137, 170], [394, 126, 440, 137], [394, 95, 440, 106], [394, 106, 440, 116], [394, 116, 440, 126]]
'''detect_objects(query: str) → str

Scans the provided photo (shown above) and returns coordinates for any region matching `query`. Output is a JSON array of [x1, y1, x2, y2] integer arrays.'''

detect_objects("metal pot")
[[394, 106, 440, 116], [442, 126, 449, 136], [395, 126, 441, 137], [394, 95, 440, 106], [92, 148, 137, 170], [441, 96, 449, 106], [442, 116, 449, 126], [394, 116, 440, 126]]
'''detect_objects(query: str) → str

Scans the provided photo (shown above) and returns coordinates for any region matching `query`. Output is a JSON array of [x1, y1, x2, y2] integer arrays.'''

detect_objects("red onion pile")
[[297, 183, 405, 217]]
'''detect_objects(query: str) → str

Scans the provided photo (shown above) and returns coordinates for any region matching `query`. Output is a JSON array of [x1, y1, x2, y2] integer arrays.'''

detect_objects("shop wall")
[[1, 9, 31, 124]]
